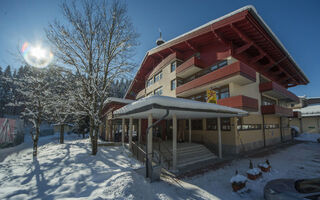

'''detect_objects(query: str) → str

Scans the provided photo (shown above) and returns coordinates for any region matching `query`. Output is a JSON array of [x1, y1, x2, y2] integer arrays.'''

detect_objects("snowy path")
[[0, 134, 319, 200]]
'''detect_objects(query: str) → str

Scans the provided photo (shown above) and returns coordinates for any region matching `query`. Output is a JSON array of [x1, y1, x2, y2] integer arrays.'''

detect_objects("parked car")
[[264, 178, 320, 200]]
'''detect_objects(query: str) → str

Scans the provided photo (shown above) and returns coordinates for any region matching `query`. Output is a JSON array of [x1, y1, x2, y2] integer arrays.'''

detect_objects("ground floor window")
[[237, 124, 262, 131], [206, 118, 217, 130], [264, 124, 279, 129], [186, 119, 203, 130], [221, 118, 231, 131]]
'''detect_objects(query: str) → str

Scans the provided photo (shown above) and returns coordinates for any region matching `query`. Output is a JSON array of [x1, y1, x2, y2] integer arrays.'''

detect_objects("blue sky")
[[0, 0, 319, 97]]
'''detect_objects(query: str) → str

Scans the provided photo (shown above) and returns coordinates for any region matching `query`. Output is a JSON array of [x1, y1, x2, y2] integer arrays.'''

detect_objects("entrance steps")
[[176, 143, 217, 168]]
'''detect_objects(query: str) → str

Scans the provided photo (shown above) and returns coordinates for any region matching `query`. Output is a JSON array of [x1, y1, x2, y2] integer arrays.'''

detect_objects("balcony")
[[259, 81, 299, 103], [176, 61, 256, 97], [217, 95, 259, 112], [176, 56, 206, 78], [261, 105, 293, 117]]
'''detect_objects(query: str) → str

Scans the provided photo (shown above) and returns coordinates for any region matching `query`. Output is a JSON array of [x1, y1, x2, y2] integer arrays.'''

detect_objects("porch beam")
[[217, 117, 222, 159], [172, 114, 177, 171]]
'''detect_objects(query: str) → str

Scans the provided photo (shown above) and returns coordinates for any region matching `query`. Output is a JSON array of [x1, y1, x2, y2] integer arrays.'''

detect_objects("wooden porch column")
[[129, 117, 133, 150], [173, 114, 177, 170], [217, 117, 222, 159], [188, 118, 192, 143], [138, 119, 142, 144], [121, 118, 125, 145], [147, 114, 153, 161], [105, 118, 110, 141]]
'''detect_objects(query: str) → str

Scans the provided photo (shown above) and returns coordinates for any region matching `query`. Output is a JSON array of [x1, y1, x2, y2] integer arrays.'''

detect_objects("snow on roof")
[[104, 97, 135, 105], [294, 104, 320, 117], [114, 96, 248, 119]]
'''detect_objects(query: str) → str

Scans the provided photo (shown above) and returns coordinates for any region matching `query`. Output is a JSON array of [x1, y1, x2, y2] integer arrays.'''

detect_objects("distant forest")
[[0, 65, 131, 118]]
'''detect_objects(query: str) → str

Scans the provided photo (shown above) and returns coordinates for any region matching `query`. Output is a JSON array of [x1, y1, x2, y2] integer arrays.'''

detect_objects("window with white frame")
[[154, 71, 162, 83], [171, 62, 176, 72], [171, 79, 176, 90], [154, 87, 163, 96], [147, 78, 153, 87]]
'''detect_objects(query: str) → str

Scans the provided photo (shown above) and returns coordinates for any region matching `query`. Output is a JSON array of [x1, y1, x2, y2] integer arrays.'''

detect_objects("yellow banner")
[[207, 89, 217, 104]]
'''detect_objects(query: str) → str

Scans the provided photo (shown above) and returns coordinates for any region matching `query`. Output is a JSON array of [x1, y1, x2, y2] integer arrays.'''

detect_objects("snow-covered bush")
[[230, 171, 247, 192]]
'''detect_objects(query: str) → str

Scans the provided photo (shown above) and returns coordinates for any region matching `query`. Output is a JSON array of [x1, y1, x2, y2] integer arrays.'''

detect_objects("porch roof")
[[113, 96, 248, 119]]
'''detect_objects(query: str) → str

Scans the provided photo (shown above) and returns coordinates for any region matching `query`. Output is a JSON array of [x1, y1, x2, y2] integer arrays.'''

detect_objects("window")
[[191, 119, 203, 130], [210, 60, 228, 72], [154, 87, 163, 96], [237, 124, 262, 131], [189, 92, 206, 102], [262, 96, 276, 106], [187, 85, 229, 102], [218, 60, 228, 68], [171, 62, 176, 72], [218, 86, 229, 100], [147, 79, 153, 87], [221, 118, 231, 131], [154, 71, 162, 83], [264, 124, 279, 129], [206, 118, 217, 130], [171, 79, 176, 90], [177, 78, 184, 87]]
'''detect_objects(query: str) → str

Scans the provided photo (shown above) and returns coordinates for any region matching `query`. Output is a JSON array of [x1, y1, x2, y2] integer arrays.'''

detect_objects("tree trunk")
[[92, 128, 98, 155], [89, 117, 94, 145], [60, 124, 64, 144], [33, 124, 40, 157]]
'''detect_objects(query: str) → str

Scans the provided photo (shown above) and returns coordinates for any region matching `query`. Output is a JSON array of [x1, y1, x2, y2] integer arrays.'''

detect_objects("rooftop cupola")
[[156, 30, 165, 46]]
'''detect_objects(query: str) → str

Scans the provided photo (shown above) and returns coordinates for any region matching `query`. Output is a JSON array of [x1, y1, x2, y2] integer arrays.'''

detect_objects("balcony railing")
[[261, 104, 293, 117], [218, 95, 259, 112], [259, 81, 299, 103], [176, 56, 206, 78], [176, 61, 256, 96]]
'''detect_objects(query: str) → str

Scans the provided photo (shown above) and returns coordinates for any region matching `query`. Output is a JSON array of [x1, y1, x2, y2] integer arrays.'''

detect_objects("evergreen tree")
[[4, 65, 12, 78], [13, 69, 17, 78]]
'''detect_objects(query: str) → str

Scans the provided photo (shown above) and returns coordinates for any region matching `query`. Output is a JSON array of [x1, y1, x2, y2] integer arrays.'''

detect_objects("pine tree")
[[4, 65, 12, 78]]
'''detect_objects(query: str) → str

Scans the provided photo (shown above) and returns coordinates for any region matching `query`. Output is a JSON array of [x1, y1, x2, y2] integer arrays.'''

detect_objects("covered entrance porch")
[[113, 96, 247, 176]]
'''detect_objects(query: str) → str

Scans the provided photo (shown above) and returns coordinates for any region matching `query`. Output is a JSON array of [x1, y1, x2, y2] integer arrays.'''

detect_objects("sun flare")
[[21, 42, 53, 68]]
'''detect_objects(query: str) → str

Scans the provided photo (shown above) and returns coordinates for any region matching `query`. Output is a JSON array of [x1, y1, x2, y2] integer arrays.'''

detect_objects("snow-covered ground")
[[0, 133, 319, 200], [295, 132, 320, 142]]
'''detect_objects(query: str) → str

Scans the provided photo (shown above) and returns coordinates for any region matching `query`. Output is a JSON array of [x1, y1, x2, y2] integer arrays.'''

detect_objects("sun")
[[21, 42, 54, 68]]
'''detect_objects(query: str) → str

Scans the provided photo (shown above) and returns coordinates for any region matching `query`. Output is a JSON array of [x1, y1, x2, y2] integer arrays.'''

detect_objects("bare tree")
[[47, 67, 76, 144], [16, 67, 55, 156], [46, 0, 138, 155]]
